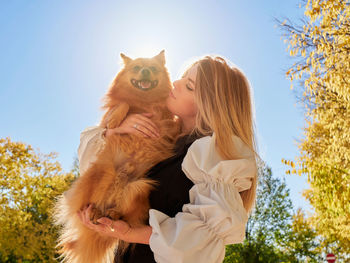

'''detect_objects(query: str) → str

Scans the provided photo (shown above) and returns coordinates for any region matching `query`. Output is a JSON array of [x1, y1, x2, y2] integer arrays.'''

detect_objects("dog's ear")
[[120, 53, 132, 65], [153, 50, 165, 65]]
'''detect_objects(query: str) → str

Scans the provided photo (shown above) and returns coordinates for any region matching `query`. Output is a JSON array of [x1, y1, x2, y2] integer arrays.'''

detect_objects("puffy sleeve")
[[148, 134, 257, 263], [77, 126, 107, 175]]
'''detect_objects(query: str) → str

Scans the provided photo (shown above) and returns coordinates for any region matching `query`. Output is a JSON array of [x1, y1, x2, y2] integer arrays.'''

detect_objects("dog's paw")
[[105, 208, 122, 221], [90, 206, 103, 224]]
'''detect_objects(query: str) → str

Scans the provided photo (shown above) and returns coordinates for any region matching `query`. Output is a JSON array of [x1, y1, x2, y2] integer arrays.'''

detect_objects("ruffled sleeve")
[[77, 126, 107, 175], [149, 133, 257, 263]]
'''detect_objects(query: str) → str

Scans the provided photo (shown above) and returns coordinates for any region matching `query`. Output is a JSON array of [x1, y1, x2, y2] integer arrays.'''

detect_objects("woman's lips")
[[170, 90, 176, 99]]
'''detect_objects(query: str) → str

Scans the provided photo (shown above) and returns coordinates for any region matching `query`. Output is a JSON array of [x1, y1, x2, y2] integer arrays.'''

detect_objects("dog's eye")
[[150, 66, 157, 73], [133, 66, 141, 72]]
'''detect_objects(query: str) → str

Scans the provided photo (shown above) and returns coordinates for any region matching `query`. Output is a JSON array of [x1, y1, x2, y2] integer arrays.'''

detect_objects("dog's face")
[[110, 50, 172, 104], [127, 59, 160, 91]]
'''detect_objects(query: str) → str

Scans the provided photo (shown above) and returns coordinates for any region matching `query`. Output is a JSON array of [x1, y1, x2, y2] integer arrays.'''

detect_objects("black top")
[[116, 134, 199, 263]]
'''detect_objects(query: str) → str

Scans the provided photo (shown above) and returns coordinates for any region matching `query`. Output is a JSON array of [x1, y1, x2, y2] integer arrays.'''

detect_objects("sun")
[[128, 44, 165, 58]]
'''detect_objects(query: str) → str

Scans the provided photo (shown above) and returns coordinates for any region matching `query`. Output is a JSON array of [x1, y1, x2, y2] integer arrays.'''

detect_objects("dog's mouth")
[[131, 79, 158, 91]]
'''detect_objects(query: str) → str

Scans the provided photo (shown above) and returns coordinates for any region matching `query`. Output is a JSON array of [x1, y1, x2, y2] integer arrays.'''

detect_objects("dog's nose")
[[141, 68, 150, 77]]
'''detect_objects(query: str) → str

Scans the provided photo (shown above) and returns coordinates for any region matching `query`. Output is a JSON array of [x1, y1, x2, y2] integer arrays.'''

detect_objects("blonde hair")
[[184, 55, 259, 215]]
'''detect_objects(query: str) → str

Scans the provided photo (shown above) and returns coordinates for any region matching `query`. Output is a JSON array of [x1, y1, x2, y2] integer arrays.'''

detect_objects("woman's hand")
[[77, 204, 152, 244], [106, 112, 160, 138]]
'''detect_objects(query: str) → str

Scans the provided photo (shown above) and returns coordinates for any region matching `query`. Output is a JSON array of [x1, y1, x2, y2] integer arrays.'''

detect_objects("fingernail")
[[97, 218, 108, 224]]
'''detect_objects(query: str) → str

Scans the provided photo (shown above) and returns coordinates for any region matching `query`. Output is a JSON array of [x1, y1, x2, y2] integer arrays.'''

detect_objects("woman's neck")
[[181, 117, 196, 134]]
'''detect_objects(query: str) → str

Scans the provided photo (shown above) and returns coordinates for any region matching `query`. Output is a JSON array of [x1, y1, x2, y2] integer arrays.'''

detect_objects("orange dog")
[[54, 50, 180, 263]]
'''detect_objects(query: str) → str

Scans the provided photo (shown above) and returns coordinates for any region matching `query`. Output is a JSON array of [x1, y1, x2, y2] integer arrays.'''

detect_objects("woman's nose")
[[172, 80, 180, 91]]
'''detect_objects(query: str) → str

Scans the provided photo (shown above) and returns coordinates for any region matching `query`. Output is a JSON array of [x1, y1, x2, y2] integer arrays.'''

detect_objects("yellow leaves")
[[281, 158, 299, 175], [281, 159, 296, 168], [280, 0, 350, 253], [0, 137, 75, 262]]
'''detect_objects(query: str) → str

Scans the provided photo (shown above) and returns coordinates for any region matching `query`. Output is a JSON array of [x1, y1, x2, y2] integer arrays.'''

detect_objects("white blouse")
[[77, 127, 257, 263], [148, 134, 256, 263], [77, 126, 107, 175]]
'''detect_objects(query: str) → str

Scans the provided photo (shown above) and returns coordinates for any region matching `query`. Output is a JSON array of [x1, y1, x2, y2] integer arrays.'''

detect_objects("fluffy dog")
[[53, 50, 180, 263]]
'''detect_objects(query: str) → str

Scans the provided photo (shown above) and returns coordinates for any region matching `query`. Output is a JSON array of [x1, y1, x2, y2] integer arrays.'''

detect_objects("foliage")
[[280, 208, 321, 262], [224, 164, 321, 262], [247, 165, 293, 249], [0, 137, 75, 262], [277, 0, 350, 253]]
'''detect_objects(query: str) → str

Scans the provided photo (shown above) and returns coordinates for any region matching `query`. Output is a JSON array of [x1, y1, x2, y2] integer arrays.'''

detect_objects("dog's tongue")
[[141, 80, 151, 89]]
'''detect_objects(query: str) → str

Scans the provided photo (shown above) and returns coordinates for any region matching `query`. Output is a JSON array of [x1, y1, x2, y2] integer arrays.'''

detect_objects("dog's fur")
[[53, 51, 180, 263]]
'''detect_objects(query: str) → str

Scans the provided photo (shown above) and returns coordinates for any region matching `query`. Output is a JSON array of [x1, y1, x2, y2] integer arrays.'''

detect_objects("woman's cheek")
[[178, 99, 197, 118], [184, 98, 198, 117]]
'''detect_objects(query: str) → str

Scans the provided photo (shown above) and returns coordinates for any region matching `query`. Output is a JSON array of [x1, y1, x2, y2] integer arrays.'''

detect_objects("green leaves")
[[224, 163, 322, 262]]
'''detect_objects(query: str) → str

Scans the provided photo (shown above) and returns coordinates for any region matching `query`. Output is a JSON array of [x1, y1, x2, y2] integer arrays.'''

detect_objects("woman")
[[77, 55, 258, 263]]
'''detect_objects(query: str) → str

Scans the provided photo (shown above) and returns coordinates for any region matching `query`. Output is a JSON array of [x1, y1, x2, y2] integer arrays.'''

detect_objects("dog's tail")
[[53, 193, 116, 263], [53, 175, 156, 263], [60, 226, 116, 263]]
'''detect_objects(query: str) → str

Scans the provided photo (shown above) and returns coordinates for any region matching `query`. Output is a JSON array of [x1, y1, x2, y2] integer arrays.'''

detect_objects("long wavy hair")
[[182, 55, 259, 215]]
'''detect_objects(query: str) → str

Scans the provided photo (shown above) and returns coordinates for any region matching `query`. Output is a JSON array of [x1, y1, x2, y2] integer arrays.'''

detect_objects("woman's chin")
[[165, 97, 173, 112]]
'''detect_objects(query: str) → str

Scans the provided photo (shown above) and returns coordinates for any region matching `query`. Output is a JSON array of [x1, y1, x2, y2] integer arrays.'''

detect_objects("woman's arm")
[[77, 204, 152, 244], [147, 135, 257, 263]]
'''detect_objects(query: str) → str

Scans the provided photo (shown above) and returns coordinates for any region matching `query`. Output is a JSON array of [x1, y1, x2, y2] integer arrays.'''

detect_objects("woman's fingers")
[[141, 112, 153, 117], [134, 125, 156, 138], [77, 204, 97, 230], [76, 206, 133, 239], [83, 204, 92, 225], [97, 217, 116, 233], [97, 218, 131, 237], [124, 113, 159, 138], [138, 114, 159, 133], [111, 112, 160, 138], [132, 117, 159, 138], [77, 209, 83, 222]]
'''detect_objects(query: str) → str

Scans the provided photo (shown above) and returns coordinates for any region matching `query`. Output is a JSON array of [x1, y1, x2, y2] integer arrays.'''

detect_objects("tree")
[[280, 208, 321, 262], [277, 0, 350, 254], [224, 163, 321, 262], [0, 137, 75, 262]]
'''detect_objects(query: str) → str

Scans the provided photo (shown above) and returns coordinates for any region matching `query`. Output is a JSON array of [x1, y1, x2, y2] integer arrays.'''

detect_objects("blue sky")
[[0, 0, 312, 214]]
